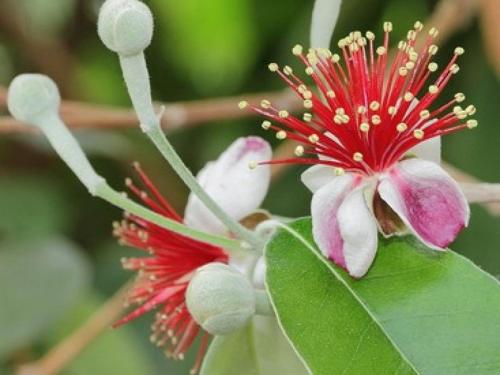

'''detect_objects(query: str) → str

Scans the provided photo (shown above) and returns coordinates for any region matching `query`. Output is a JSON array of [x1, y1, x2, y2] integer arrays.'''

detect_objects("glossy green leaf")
[[0, 239, 91, 359], [265, 218, 500, 375], [201, 315, 308, 375], [45, 293, 155, 375]]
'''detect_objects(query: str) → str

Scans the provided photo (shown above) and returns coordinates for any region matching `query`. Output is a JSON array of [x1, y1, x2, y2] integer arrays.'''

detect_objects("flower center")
[[242, 21, 477, 176]]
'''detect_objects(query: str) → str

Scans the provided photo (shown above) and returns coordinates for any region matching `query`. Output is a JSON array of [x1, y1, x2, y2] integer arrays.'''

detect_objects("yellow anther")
[[407, 30, 417, 41], [454, 47, 465, 56], [369, 101, 380, 111], [414, 21, 423, 31], [409, 51, 419, 62], [360, 122, 370, 132], [340, 114, 350, 124], [366, 31, 375, 41], [276, 130, 287, 139], [338, 38, 347, 49], [398, 41, 407, 50], [388, 106, 397, 115], [383, 22, 393, 32], [238, 101, 248, 109], [278, 110, 289, 118], [405, 61, 415, 70], [327, 90, 336, 98], [399, 67, 408, 76], [292, 44, 303, 56], [428, 62, 438, 72], [268, 63, 279, 72], [376, 46, 386, 55], [303, 90, 313, 100], [413, 129, 424, 139], [454, 93, 466, 103], [428, 45, 438, 55], [333, 115, 343, 124], [353, 152, 364, 162], [453, 106, 463, 115], [371, 115, 381, 125], [294, 145, 304, 156], [466, 105, 476, 115], [283, 65, 293, 75], [309, 134, 319, 143], [303, 113, 312, 122], [261, 120, 271, 130], [303, 99, 313, 109], [334, 168, 345, 176], [404, 92, 414, 102], [429, 27, 439, 38], [396, 123, 407, 132], [260, 99, 271, 109], [420, 110, 430, 119], [335, 107, 346, 115], [450, 64, 460, 74], [297, 84, 307, 94], [428, 85, 439, 94], [357, 106, 367, 114], [331, 54, 340, 63], [305, 67, 314, 75], [248, 161, 258, 170], [466, 119, 478, 129]]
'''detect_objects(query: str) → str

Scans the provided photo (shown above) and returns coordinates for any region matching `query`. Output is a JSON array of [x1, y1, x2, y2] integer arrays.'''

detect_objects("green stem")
[[95, 182, 244, 253]]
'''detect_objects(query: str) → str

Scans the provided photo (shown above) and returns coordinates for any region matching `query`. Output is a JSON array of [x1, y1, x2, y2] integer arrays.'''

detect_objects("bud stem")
[[95, 182, 244, 252], [118, 53, 262, 250]]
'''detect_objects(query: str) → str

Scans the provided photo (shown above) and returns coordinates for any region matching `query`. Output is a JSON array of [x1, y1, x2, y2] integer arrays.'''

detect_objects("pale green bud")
[[186, 263, 256, 335], [97, 0, 153, 56], [7, 74, 60, 124]]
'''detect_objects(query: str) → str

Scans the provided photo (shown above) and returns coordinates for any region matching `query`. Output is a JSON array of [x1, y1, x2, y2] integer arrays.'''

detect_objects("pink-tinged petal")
[[378, 158, 469, 250], [185, 137, 272, 234], [337, 184, 379, 278], [311, 173, 356, 268], [301, 165, 337, 193]]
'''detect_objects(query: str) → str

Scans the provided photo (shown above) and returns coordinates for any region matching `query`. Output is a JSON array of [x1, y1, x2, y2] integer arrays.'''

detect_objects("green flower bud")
[[97, 0, 153, 56], [186, 263, 256, 335], [7, 74, 60, 124]]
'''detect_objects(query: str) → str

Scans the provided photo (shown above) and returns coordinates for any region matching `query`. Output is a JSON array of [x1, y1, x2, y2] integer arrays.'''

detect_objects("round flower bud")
[[186, 263, 256, 335], [97, 0, 153, 56], [7, 74, 60, 124]]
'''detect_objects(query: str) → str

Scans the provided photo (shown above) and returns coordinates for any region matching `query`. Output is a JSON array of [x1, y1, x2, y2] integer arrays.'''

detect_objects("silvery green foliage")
[[186, 263, 256, 335], [97, 0, 153, 56]]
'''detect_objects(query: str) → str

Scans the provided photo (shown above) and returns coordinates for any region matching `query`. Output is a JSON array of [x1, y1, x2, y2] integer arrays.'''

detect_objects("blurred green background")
[[0, 0, 498, 374]]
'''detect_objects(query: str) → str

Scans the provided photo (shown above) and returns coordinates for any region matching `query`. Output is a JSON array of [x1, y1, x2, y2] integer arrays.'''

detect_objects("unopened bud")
[[186, 263, 256, 335], [98, 0, 154, 56], [7, 74, 60, 124]]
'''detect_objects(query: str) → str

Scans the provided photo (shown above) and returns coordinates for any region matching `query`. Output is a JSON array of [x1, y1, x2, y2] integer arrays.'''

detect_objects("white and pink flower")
[[245, 22, 475, 277]]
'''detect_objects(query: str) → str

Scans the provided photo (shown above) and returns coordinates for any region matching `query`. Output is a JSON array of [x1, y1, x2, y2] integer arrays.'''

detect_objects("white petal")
[[311, 173, 356, 269], [409, 137, 441, 164], [310, 0, 342, 48], [184, 137, 272, 234], [337, 184, 379, 278], [301, 165, 337, 193], [378, 158, 469, 250]]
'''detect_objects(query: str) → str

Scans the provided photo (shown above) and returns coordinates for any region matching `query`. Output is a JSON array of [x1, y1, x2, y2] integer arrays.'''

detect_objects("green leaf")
[[201, 315, 309, 375], [0, 239, 91, 359], [45, 293, 155, 375], [265, 218, 500, 375]]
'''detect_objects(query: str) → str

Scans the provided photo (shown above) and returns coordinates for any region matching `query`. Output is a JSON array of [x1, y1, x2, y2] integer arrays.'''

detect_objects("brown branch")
[[0, 89, 300, 134], [16, 285, 130, 375]]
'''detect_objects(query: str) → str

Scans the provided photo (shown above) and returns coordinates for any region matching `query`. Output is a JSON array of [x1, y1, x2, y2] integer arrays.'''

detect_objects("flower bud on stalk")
[[7, 74, 105, 194], [186, 263, 258, 335]]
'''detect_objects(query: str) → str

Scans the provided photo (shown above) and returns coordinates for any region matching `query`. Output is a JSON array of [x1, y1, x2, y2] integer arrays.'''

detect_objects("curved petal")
[[311, 173, 356, 268], [310, 0, 342, 48], [301, 165, 337, 193], [337, 184, 379, 278], [378, 158, 469, 250], [409, 136, 441, 164], [184, 137, 272, 234]]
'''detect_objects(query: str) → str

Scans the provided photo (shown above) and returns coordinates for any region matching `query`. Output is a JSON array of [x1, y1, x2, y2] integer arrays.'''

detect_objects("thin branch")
[[0, 89, 300, 134], [16, 284, 130, 375]]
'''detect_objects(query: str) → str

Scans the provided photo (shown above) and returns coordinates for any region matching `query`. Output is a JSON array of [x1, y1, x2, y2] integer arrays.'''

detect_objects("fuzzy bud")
[[7, 74, 60, 124], [98, 0, 153, 56], [186, 263, 256, 335]]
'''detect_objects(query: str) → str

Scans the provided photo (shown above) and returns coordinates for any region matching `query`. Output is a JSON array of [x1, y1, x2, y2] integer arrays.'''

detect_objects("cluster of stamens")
[[113, 163, 228, 374], [240, 21, 477, 175]]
